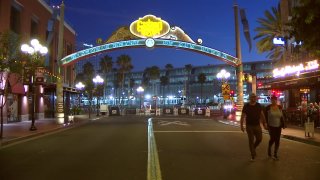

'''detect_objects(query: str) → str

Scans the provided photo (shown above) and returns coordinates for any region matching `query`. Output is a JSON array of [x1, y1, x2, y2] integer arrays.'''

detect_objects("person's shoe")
[[273, 155, 279, 160], [268, 147, 272, 158], [250, 155, 255, 162]]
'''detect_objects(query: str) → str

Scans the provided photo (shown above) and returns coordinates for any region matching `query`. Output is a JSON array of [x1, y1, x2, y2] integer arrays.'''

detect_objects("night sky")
[[50, 0, 279, 71]]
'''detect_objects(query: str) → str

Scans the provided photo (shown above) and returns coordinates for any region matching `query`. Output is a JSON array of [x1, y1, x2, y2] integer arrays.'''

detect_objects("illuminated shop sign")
[[273, 37, 285, 45], [299, 88, 310, 93], [130, 15, 170, 38], [273, 60, 319, 78], [61, 39, 238, 66]]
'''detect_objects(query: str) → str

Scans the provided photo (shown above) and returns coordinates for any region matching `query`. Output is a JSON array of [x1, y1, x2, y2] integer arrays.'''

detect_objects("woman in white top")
[[265, 95, 286, 160]]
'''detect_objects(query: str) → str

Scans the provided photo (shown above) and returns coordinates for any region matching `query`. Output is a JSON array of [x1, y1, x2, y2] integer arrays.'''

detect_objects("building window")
[[10, 6, 21, 34], [30, 17, 39, 38]]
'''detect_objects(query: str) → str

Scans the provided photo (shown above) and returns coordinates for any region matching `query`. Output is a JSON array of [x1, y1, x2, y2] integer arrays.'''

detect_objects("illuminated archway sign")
[[61, 14, 239, 67]]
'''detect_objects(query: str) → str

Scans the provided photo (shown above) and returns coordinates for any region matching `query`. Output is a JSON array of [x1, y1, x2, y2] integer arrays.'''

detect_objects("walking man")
[[240, 93, 268, 161]]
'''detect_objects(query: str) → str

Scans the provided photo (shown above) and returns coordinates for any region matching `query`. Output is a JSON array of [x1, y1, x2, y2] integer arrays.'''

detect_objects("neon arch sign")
[[61, 15, 239, 67]]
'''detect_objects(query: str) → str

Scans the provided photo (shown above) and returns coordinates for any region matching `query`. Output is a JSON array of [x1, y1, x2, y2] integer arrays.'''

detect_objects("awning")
[[8, 73, 25, 95]]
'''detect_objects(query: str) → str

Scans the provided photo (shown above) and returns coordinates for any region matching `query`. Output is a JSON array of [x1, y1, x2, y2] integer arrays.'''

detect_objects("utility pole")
[[55, 1, 65, 124], [234, 3, 244, 121]]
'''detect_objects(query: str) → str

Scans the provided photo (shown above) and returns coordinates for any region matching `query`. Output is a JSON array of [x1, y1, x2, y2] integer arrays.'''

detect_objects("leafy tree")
[[75, 73, 85, 83], [290, 0, 320, 57], [254, 4, 284, 62], [0, 30, 22, 138], [81, 62, 95, 117], [197, 73, 207, 104]]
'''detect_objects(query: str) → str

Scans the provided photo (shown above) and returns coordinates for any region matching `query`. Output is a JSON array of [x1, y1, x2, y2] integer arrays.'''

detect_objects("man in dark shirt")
[[240, 93, 268, 161]]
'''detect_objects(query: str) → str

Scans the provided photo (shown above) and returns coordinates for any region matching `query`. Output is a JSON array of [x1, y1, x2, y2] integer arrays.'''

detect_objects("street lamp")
[[21, 39, 48, 131], [93, 75, 104, 116], [216, 69, 230, 82], [75, 81, 85, 108], [136, 86, 144, 111]]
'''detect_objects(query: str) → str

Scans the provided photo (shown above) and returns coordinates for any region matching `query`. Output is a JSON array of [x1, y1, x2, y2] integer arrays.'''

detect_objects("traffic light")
[[230, 90, 234, 97]]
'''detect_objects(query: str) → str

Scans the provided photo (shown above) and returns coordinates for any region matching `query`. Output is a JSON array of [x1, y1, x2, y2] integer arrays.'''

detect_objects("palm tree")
[[165, 64, 173, 76], [184, 64, 192, 104], [99, 55, 113, 100], [128, 78, 135, 106], [148, 66, 160, 96], [99, 55, 113, 74], [116, 54, 133, 105], [254, 4, 284, 63], [197, 73, 207, 104], [160, 76, 169, 107]]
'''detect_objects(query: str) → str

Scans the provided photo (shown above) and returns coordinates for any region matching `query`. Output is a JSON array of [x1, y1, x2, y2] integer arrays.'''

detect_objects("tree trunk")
[[201, 84, 203, 104], [0, 107, 3, 139]]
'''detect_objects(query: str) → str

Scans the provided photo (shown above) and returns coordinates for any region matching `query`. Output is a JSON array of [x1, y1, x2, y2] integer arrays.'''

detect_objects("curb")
[[282, 135, 320, 147]]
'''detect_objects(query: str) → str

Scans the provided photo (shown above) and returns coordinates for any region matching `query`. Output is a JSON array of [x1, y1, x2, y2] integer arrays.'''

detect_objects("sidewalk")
[[218, 119, 320, 147], [0, 114, 91, 147]]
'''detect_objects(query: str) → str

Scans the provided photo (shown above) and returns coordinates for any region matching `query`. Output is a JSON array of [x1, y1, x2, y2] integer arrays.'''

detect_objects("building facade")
[[76, 60, 273, 108], [0, 0, 76, 123]]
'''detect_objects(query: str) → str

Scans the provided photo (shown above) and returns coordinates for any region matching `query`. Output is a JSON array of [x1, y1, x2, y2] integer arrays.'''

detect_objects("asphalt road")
[[0, 116, 320, 180]]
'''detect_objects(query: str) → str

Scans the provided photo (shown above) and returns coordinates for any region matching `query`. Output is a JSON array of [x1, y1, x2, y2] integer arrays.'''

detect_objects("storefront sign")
[[273, 60, 319, 78], [299, 88, 310, 93]]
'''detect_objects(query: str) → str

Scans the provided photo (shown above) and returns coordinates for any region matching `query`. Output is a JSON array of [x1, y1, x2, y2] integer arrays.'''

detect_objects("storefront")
[[268, 60, 320, 109]]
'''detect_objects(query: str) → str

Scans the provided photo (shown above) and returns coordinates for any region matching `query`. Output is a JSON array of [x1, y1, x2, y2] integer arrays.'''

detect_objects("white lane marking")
[[154, 130, 242, 133], [147, 118, 162, 180], [154, 118, 211, 121], [158, 120, 189, 126]]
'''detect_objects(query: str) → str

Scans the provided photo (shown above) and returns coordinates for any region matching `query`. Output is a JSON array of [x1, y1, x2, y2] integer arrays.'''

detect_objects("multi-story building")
[[0, 0, 76, 123], [77, 60, 273, 107]]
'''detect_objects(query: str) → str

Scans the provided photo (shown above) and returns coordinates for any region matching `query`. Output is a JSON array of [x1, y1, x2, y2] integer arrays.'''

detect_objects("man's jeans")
[[246, 125, 262, 157]]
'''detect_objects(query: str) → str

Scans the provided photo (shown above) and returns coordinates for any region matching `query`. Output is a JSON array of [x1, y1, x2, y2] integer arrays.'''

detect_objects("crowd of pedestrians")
[[297, 101, 320, 128]]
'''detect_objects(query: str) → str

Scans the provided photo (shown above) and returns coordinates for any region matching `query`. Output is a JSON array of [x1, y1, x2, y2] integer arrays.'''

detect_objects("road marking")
[[154, 118, 211, 121], [158, 120, 189, 126], [154, 130, 242, 133], [147, 118, 162, 180]]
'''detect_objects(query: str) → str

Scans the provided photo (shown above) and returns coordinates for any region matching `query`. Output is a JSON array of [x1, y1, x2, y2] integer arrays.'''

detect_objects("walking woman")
[[265, 95, 286, 160]]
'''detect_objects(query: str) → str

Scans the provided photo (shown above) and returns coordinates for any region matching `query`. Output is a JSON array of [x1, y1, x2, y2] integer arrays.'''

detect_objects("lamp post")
[[93, 75, 104, 116], [137, 86, 144, 111], [21, 39, 48, 131]]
